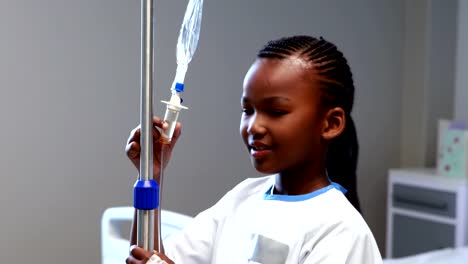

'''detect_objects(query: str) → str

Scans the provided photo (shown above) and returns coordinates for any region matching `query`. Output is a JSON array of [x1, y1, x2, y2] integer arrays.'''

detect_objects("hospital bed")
[[101, 206, 468, 264], [382, 246, 468, 264], [101, 206, 194, 264]]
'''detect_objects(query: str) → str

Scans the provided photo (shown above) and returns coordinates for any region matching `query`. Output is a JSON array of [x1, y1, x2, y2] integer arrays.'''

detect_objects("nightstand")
[[386, 168, 468, 258]]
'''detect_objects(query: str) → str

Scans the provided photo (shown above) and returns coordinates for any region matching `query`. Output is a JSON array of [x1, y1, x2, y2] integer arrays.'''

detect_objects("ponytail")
[[326, 115, 361, 212]]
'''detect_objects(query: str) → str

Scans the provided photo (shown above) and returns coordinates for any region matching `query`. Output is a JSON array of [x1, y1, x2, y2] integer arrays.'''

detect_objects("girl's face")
[[240, 58, 327, 174]]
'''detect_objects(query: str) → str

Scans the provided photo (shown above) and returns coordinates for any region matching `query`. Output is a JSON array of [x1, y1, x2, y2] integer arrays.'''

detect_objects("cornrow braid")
[[258, 36, 313, 59], [257, 35, 361, 212]]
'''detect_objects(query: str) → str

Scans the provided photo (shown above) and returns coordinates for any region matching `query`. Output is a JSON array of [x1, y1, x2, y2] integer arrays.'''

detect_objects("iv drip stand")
[[134, 0, 158, 252]]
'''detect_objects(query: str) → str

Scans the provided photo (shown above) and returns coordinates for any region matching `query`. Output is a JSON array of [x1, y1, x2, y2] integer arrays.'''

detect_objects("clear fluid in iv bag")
[[176, 0, 203, 66]]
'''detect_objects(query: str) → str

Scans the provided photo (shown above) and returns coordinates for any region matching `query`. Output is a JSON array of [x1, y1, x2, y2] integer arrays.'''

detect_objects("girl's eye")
[[268, 109, 288, 116], [242, 108, 254, 115]]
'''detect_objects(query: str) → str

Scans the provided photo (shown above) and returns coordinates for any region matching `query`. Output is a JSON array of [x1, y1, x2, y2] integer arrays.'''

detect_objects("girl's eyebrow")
[[263, 96, 290, 104], [241, 96, 290, 104]]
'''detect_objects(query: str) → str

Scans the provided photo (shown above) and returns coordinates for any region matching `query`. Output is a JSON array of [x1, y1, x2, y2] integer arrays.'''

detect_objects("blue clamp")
[[175, 82, 184, 93], [134, 179, 159, 210]]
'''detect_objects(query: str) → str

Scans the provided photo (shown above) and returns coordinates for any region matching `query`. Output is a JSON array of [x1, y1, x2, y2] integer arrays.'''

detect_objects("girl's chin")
[[252, 161, 279, 174]]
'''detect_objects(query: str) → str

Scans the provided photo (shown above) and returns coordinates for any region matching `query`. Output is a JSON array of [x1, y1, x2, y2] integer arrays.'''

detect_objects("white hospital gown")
[[165, 175, 383, 264]]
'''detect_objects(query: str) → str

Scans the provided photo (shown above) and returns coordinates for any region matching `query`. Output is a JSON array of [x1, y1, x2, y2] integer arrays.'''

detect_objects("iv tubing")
[[157, 147, 165, 251]]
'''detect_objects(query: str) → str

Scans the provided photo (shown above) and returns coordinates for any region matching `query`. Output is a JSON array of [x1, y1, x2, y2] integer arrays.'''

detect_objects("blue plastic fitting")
[[133, 179, 159, 210], [175, 82, 184, 93]]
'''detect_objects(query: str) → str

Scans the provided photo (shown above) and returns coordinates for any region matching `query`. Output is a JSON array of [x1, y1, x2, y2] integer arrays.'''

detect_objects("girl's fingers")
[[153, 116, 169, 130], [128, 116, 167, 146], [126, 141, 141, 159], [153, 126, 162, 141], [129, 245, 152, 260], [125, 255, 137, 264], [169, 122, 182, 148], [153, 120, 181, 146], [127, 126, 141, 146]]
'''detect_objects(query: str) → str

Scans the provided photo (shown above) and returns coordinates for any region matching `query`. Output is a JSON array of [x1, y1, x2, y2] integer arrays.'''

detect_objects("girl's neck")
[[274, 164, 329, 195]]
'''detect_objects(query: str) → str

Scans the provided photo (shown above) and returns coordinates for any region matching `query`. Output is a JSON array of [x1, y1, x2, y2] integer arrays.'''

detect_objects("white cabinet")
[[386, 168, 468, 258]]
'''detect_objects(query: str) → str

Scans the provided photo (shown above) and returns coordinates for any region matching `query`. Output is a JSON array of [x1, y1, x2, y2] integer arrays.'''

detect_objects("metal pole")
[[137, 0, 155, 252]]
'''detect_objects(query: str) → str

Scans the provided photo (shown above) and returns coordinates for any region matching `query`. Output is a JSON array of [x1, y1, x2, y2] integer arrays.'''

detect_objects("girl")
[[125, 35, 382, 263]]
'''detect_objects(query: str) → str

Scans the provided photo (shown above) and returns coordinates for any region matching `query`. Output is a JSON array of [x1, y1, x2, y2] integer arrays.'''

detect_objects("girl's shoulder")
[[195, 175, 274, 219], [329, 191, 375, 237], [231, 175, 274, 192], [220, 175, 274, 202]]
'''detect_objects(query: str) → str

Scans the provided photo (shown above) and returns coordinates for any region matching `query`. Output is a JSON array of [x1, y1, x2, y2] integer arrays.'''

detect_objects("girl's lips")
[[251, 148, 272, 159]]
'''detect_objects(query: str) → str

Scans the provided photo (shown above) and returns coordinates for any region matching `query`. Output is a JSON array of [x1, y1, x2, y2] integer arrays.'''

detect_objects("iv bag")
[[161, 0, 203, 142], [172, 0, 204, 90]]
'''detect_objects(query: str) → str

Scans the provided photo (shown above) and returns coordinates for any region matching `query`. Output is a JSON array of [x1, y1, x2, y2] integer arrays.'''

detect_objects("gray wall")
[[0, 0, 406, 263], [455, 0, 468, 123], [401, 0, 458, 168]]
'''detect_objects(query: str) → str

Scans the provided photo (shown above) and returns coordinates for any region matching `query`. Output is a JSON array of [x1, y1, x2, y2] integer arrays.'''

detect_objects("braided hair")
[[257, 35, 361, 212]]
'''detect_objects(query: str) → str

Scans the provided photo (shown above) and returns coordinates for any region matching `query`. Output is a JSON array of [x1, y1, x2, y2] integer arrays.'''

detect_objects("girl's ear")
[[322, 107, 346, 140]]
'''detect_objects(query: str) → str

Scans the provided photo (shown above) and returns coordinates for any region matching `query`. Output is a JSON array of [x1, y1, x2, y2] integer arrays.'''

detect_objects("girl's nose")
[[247, 113, 267, 136]]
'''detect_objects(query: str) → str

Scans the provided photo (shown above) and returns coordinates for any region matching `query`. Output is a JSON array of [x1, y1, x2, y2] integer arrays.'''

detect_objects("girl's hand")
[[126, 245, 175, 264], [125, 116, 182, 181]]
